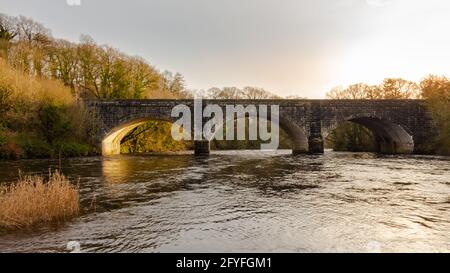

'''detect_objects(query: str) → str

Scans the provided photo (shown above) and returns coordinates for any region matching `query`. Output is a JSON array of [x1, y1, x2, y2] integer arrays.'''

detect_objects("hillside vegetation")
[[0, 14, 188, 158]]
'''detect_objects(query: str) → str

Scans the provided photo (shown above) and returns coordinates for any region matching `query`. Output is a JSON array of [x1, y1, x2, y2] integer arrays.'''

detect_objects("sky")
[[1, 0, 449, 98]]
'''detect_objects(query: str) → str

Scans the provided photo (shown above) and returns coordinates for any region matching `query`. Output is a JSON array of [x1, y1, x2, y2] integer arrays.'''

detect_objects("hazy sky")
[[1, 0, 449, 98]]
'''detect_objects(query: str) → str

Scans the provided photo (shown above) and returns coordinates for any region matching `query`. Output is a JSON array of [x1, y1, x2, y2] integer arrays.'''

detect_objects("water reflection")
[[0, 150, 449, 252]]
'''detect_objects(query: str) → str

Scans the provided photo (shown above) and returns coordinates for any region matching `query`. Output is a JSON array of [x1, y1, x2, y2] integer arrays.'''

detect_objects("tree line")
[[0, 14, 187, 100]]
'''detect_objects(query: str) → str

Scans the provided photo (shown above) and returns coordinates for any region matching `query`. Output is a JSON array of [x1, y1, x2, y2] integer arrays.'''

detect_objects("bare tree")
[[242, 86, 279, 99], [16, 15, 51, 44], [0, 14, 19, 42], [161, 71, 186, 96], [381, 78, 420, 99], [0, 14, 19, 58]]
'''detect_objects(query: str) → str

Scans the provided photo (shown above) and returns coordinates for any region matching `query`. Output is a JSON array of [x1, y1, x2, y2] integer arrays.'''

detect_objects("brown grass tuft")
[[0, 170, 79, 230]]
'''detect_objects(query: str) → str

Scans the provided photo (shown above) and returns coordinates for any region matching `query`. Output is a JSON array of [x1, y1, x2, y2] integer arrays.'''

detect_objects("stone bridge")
[[84, 99, 436, 156]]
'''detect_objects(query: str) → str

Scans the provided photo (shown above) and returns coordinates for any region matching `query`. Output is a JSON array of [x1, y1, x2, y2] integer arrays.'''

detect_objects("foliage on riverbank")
[[0, 170, 79, 230], [0, 59, 97, 158], [324, 121, 376, 152], [420, 76, 450, 155], [121, 121, 193, 153], [0, 14, 188, 159]]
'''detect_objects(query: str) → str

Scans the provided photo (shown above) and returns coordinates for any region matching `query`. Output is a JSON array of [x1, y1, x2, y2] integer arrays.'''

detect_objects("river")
[[0, 150, 449, 252]]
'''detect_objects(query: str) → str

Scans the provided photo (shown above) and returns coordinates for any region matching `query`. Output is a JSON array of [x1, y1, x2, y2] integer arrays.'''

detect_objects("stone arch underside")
[[325, 116, 414, 154], [279, 117, 309, 153], [101, 114, 177, 156]]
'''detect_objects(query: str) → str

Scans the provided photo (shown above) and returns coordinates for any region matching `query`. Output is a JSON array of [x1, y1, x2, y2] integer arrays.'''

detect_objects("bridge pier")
[[308, 136, 324, 154], [307, 103, 324, 154], [194, 140, 210, 156]]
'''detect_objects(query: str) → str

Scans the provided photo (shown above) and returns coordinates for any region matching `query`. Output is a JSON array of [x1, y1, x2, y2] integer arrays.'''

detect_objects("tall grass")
[[0, 170, 79, 230], [0, 58, 74, 107]]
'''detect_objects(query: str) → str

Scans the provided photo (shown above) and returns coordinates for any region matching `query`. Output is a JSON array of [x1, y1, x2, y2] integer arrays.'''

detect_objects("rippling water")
[[0, 150, 449, 253]]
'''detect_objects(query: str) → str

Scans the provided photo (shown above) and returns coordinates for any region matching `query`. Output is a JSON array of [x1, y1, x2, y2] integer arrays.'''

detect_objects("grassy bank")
[[0, 59, 97, 159], [0, 14, 189, 159]]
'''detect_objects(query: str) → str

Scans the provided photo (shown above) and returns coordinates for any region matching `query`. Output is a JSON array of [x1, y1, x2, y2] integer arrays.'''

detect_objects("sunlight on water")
[[0, 151, 449, 252]]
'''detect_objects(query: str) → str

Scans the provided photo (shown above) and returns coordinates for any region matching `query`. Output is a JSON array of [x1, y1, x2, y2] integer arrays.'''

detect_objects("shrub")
[[22, 137, 53, 158], [0, 170, 79, 230], [58, 142, 90, 157], [120, 120, 190, 153], [0, 84, 12, 119], [0, 127, 24, 159], [420, 75, 450, 155], [0, 123, 6, 145], [326, 122, 376, 152], [0, 141, 24, 159], [0, 59, 96, 159], [38, 103, 69, 144]]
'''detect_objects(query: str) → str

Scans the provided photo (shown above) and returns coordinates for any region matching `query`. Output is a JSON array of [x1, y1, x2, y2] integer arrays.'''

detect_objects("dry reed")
[[0, 170, 79, 229]]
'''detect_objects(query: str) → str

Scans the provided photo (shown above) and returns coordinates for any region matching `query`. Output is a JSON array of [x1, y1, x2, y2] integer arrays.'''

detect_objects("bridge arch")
[[323, 114, 414, 154], [101, 113, 181, 156], [205, 113, 309, 154], [278, 116, 309, 154]]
